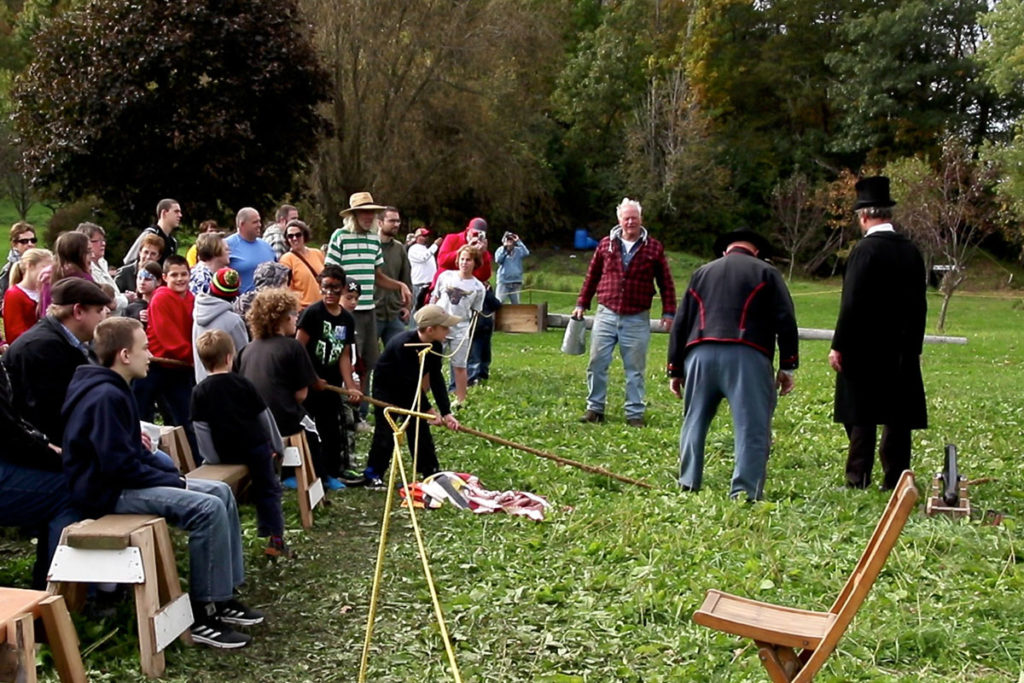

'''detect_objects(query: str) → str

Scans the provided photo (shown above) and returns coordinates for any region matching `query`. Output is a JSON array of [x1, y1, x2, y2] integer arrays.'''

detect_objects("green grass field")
[[3, 249, 1023, 681], [0, 199, 53, 235]]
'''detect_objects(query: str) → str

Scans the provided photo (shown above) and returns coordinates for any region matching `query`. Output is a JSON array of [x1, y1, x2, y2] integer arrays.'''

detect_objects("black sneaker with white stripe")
[[215, 598, 265, 626], [190, 605, 251, 649]]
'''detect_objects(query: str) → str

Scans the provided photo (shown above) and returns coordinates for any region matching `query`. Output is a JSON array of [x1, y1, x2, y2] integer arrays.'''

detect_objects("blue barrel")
[[574, 229, 599, 250]]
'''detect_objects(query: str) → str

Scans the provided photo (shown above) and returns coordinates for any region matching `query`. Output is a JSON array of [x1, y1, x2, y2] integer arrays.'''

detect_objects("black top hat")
[[713, 228, 772, 258], [853, 176, 896, 211]]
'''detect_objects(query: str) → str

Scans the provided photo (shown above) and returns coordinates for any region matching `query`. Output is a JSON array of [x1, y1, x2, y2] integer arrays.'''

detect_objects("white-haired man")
[[227, 207, 277, 293], [572, 198, 676, 427]]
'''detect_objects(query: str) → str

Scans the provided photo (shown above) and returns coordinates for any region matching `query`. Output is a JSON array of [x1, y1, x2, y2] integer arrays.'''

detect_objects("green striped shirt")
[[325, 229, 383, 310]]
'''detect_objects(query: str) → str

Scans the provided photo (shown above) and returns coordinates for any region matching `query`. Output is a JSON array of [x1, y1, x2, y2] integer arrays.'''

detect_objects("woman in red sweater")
[[3, 248, 53, 343]]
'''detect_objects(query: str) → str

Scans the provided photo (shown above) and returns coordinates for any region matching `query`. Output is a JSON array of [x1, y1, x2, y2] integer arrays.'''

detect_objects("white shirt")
[[408, 242, 438, 285], [90, 257, 128, 314], [865, 223, 895, 237]]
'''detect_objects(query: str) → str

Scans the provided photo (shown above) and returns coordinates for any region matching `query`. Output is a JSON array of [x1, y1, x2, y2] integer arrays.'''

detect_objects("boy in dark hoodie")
[[62, 316, 262, 650]]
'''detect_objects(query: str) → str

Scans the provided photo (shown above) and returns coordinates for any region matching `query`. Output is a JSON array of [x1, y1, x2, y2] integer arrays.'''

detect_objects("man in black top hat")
[[667, 228, 798, 500], [829, 176, 927, 490]]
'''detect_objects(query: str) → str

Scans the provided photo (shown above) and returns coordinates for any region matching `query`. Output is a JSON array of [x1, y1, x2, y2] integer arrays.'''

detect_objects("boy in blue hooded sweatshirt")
[[61, 316, 262, 650]]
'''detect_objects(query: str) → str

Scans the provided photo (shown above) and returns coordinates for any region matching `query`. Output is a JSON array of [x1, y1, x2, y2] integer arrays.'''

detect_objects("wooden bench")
[[693, 470, 919, 682], [47, 515, 193, 679], [283, 432, 324, 530], [159, 425, 249, 496], [0, 588, 86, 683]]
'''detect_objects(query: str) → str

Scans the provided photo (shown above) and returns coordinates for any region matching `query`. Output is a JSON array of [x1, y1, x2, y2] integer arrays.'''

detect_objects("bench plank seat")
[[65, 515, 162, 550]]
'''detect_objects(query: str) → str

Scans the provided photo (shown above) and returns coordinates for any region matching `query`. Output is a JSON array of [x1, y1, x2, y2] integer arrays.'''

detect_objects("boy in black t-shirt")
[[363, 305, 462, 489], [191, 329, 290, 558], [296, 265, 362, 489]]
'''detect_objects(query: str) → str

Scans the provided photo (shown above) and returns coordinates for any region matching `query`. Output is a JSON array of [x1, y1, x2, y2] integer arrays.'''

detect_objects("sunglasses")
[[286, 232, 304, 240], [320, 284, 342, 293], [15, 237, 38, 245]]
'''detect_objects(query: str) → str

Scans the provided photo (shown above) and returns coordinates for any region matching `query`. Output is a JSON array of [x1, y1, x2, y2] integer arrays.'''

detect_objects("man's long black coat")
[[832, 231, 927, 428]]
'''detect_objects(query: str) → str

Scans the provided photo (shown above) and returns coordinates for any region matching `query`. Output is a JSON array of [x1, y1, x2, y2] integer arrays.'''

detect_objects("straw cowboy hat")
[[339, 191, 387, 216]]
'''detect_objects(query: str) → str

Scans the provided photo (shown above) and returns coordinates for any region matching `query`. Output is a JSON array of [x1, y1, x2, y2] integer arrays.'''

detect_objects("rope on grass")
[[323, 384, 654, 490]]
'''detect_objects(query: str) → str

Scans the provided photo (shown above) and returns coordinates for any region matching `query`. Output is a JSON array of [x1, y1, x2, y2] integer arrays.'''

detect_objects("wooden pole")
[[544, 313, 969, 345], [323, 384, 653, 490], [151, 357, 193, 368]]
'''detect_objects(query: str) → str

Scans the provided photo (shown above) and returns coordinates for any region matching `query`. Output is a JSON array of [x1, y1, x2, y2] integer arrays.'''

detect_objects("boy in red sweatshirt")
[[132, 254, 197, 442]]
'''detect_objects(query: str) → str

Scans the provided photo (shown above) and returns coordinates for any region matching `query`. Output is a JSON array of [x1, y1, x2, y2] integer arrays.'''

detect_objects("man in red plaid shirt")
[[571, 198, 676, 427]]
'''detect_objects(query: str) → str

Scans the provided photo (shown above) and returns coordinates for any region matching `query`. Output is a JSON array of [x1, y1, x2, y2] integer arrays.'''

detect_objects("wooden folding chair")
[[693, 470, 919, 682], [283, 432, 324, 530], [0, 588, 86, 683]]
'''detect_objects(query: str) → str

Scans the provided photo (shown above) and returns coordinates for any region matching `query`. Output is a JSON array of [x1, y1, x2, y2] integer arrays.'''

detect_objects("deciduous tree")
[[770, 172, 826, 280], [13, 0, 330, 228], [302, 0, 563, 235], [886, 138, 998, 331]]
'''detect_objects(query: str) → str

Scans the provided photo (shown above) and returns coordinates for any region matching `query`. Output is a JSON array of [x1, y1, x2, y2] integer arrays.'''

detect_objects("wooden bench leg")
[[286, 433, 319, 530], [46, 524, 88, 611], [3, 612, 36, 683], [146, 519, 193, 647], [38, 595, 87, 683], [129, 526, 164, 679]]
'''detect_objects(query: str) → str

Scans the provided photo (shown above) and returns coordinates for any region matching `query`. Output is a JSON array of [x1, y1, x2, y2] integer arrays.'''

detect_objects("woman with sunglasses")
[[0, 222, 38, 299], [279, 219, 325, 310]]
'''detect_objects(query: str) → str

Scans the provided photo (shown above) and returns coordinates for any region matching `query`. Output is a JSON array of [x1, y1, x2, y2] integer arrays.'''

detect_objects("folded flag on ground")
[[399, 472, 551, 521]]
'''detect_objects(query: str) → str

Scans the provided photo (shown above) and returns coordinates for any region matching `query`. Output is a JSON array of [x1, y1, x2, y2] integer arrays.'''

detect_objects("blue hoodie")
[[61, 365, 183, 517], [494, 241, 530, 285]]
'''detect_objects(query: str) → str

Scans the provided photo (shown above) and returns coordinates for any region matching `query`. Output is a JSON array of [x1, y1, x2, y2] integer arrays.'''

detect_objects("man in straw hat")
[[325, 192, 412, 389], [668, 228, 798, 501], [830, 176, 927, 490]]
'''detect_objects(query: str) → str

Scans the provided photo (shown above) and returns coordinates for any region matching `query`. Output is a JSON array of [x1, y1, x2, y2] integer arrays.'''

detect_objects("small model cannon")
[[926, 444, 971, 518]]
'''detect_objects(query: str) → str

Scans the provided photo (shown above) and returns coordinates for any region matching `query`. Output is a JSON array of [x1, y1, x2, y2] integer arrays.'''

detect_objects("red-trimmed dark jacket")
[[576, 227, 676, 317], [667, 247, 798, 376]]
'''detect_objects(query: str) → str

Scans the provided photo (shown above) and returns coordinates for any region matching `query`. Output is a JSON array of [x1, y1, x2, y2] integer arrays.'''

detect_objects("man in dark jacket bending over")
[[667, 229, 798, 500], [61, 316, 262, 649]]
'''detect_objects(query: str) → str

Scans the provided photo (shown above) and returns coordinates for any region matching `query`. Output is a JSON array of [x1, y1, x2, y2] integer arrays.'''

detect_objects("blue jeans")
[[377, 316, 406, 348], [586, 305, 651, 420], [467, 314, 493, 382], [0, 461, 81, 588], [678, 344, 777, 500], [113, 478, 244, 603], [496, 281, 521, 304], [133, 364, 198, 456]]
